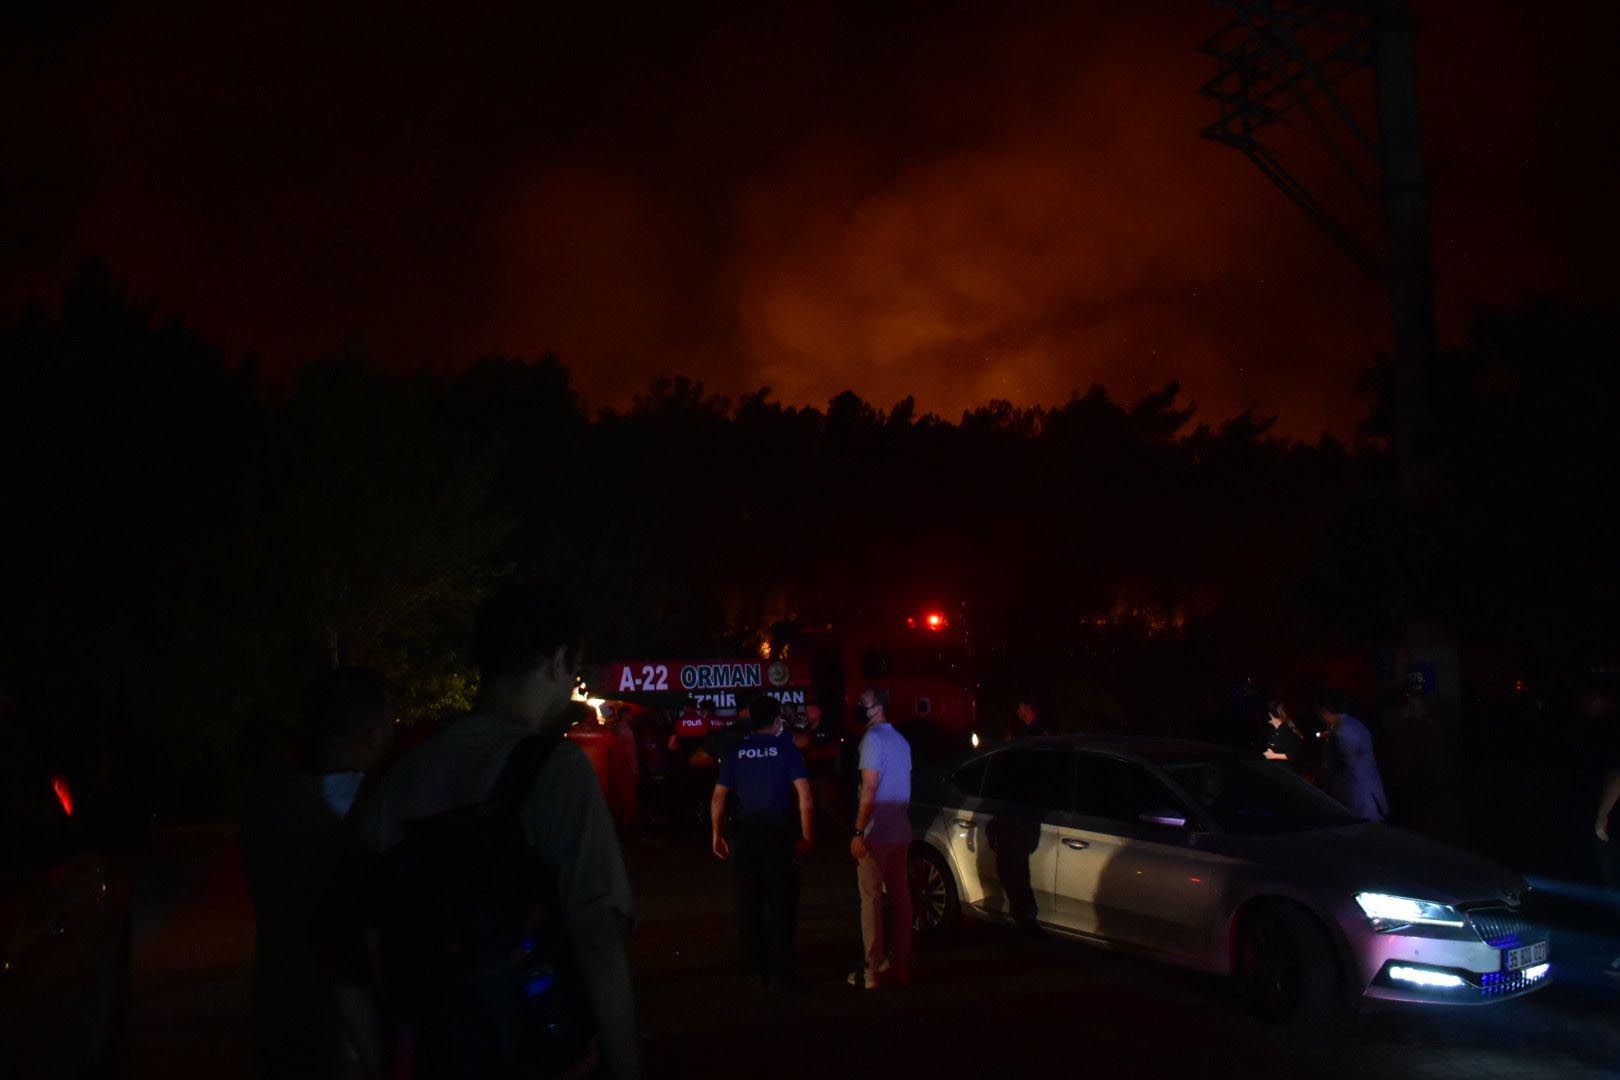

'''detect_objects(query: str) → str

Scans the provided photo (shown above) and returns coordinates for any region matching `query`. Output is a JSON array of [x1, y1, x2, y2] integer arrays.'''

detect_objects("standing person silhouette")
[[1585, 681, 1620, 977], [244, 668, 394, 1080], [847, 688, 914, 989], [1261, 701, 1307, 766], [1318, 689, 1389, 823], [710, 696, 814, 991]]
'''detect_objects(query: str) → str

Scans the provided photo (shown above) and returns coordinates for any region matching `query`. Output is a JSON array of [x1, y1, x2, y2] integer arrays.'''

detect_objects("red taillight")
[[52, 775, 73, 817], [925, 612, 946, 630]]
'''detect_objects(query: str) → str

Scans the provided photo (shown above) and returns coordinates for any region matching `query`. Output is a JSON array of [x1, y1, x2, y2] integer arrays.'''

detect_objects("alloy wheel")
[[910, 853, 949, 932], [1240, 910, 1302, 1018]]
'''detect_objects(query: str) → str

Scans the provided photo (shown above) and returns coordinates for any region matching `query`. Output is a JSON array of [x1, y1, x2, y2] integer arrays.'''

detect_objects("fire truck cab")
[[806, 610, 977, 756]]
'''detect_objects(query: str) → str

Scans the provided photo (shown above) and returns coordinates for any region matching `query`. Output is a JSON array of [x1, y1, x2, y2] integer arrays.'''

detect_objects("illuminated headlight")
[[1354, 892, 1466, 932], [1388, 965, 1467, 989]]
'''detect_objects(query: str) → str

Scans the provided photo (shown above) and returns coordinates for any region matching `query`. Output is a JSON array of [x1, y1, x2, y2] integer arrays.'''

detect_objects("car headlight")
[[1354, 892, 1466, 932]]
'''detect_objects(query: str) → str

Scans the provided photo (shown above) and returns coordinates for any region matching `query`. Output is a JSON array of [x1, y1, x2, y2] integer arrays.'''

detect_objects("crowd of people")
[[243, 582, 1620, 1079], [243, 583, 917, 1079]]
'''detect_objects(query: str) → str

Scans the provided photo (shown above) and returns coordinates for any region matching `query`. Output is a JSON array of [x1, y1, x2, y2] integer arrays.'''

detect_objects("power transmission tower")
[[1201, 0, 1434, 486]]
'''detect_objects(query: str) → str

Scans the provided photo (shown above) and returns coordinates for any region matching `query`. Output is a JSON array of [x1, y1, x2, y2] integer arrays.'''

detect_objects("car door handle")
[[953, 819, 977, 830], [1062, 838, 1091, 850]]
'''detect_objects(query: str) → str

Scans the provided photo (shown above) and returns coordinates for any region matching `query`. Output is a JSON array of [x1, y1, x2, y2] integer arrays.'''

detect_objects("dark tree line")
[[3, 260, 1615, 817]]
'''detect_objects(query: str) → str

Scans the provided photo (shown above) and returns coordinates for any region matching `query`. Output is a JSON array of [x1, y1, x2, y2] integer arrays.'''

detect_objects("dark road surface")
[[131, 826, 1620, 1079]]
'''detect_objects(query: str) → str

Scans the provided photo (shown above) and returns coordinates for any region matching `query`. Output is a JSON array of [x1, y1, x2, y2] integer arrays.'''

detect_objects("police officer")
[[667, 699, 715, 829], [710, 695, 814, 991], [793, 702, 846, 830], [669, 699, 713, 757]]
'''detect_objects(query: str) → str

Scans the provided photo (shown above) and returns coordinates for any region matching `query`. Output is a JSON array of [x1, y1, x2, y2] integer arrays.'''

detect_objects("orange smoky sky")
[[3, 2, 1614, 438]]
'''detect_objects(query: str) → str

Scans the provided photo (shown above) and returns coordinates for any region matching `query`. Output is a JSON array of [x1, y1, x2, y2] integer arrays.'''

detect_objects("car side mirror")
[[1137, 809, 1188, 830]]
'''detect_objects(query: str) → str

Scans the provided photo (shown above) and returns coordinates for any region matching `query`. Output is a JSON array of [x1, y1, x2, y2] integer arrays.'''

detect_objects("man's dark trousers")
[[732, 817, 799, 985]]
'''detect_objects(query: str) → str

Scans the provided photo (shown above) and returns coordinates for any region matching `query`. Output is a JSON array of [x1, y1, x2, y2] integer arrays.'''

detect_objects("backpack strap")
[[489, 734, 565, 817]]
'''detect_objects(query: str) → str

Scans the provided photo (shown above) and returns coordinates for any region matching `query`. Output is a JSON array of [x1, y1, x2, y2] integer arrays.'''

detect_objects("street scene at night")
[[4, 2, 1620, 1079]]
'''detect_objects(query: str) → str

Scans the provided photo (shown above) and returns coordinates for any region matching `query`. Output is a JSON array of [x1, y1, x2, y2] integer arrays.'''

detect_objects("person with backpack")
[[710, 695, 813, 991], [357, 583, 639, 1079]]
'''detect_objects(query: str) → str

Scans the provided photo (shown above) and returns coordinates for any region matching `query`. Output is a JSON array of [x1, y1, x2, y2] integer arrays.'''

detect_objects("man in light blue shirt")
[[1318, 689, 1389, 822], [848, 687, 913, 988]]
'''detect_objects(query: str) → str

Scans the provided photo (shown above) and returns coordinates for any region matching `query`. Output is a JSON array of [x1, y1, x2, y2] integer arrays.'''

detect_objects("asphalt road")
[[130, 825, 1620, 1079]]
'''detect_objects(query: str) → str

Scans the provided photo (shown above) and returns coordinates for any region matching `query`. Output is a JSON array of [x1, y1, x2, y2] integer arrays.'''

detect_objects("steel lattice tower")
[[1202, 0, 1434, 482]]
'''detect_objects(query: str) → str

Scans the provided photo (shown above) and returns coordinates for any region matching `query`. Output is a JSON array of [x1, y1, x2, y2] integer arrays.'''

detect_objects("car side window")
[[1072, 753, 1191, 827], [951, 757, 990, 797], [979, 747, 1074, 813]]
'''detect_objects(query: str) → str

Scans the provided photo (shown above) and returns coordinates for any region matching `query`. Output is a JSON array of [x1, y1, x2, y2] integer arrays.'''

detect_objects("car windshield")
[[1162, 758, 1361, 834]]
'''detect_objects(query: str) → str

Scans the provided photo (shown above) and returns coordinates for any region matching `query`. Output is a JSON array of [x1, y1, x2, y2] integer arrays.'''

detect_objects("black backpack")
[[376, 735, 596, 1078]]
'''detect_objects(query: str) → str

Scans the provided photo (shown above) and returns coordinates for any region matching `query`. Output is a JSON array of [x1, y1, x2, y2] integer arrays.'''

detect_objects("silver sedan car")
[[907, 736, 1550, 1018]]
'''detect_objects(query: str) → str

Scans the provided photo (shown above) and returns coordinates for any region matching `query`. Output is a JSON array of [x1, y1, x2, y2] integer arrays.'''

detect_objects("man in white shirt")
[[847, 687, 914, 989]]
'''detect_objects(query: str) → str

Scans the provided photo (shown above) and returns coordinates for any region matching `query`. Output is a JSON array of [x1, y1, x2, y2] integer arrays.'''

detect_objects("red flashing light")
[[924, 612, 946, 630], [52, 775, 73, 818]]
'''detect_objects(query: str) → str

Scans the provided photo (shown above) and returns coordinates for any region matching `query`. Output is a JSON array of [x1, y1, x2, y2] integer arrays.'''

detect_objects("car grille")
[[1477, 968, 1546, 996], [1467, 906, 1539, 949]]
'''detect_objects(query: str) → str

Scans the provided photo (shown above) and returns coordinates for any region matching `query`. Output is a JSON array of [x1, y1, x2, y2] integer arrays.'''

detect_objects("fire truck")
[[571, 609, 979, 824], [802, 609, 978, 752]]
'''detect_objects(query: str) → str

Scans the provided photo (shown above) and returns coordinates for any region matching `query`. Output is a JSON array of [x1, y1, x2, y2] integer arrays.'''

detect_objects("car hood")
[[1230, 824, 1527, 907]]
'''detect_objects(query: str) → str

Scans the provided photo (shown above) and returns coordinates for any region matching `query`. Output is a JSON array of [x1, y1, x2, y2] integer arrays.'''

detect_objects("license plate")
[[1502, 940, 1548, 971]]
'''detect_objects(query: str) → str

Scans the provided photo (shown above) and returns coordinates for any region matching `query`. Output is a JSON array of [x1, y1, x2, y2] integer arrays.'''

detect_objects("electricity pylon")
[[1202, 0, 1434, 485]]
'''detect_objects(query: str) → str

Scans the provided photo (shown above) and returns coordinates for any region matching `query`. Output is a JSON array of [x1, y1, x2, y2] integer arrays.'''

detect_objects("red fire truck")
[[573, 609, 979, 823], [802, 609, 978, 750]]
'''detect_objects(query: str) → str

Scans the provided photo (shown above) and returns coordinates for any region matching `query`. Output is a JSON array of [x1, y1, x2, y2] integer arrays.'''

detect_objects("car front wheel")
[[1235, 900, 1338, 1023], [909, 845, 960, 936]]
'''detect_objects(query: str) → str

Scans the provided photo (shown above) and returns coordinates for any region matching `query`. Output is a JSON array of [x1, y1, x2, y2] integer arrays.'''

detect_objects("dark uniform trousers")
[[731, 816, 800, 983]]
